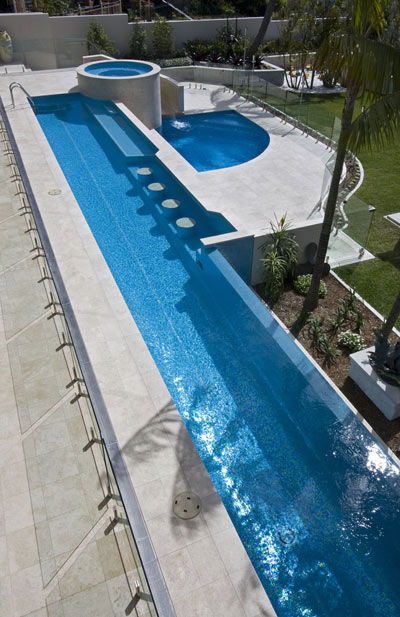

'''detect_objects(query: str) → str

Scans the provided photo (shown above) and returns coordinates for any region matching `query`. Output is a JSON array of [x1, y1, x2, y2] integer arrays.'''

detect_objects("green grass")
[[252, 87, 400, 325]]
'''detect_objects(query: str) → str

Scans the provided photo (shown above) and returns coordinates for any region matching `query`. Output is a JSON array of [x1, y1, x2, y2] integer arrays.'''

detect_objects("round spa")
[[77, 60, 161, 129]]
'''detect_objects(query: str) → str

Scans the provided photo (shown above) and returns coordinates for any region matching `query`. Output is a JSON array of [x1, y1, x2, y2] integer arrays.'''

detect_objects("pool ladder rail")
[[9, 82, 36, 111]]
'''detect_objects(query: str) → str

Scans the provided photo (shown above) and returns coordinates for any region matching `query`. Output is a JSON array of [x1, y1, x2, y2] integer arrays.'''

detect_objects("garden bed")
[[255, 273, 400, 454]]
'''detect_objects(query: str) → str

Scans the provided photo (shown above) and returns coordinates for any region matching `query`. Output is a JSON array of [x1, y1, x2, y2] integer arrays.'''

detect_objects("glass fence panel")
[[343, 195, 374, 248]]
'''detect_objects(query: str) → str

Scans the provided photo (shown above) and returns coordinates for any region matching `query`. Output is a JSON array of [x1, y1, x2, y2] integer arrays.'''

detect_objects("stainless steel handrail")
[[9, 81, 35, 110]]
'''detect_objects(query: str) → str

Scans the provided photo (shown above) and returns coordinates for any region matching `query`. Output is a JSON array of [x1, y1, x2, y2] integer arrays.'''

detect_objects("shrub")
[[157, 56, 192, 68], [319, 336, 342, 366], [185, 39, 213, 62], [328, 308, 345, 334], [354, 309, 364, 333], [307, 316, 324, 347], [152, 17, 174, 59], [86, 22, 116, 57], [294, 274, 327, 298], [338, 331, 365, 353], [261, 214, 299, 303], [130, 23, 148, 59], [262, 251, 287, 304]]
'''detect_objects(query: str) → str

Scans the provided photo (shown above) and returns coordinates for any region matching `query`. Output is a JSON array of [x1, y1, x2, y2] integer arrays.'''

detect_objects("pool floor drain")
[[173, 492, 201, 519], [277, 527, 296, 546]]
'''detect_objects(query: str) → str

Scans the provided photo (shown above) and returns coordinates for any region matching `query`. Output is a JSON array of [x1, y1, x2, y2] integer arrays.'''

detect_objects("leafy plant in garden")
[[320, 336, 342, 366], [328, 307, 346, 334], [130, 23, 148, 59], [338, 331, 365, 353], [307, 316, 324, 347], [354, 309, 364, 334], [262, 215, 299, 303], [86, 22, 116, 57], [152, 17, 174, 59], [262, 251, 287, 303], [294, 274, 327, 298]]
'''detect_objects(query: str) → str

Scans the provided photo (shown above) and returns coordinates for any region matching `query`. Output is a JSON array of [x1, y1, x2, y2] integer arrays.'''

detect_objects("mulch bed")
[[255, 274, 400, 454]]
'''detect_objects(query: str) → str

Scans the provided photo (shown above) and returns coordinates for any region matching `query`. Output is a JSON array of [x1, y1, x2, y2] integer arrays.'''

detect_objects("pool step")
[[83, 99, 156, 159]]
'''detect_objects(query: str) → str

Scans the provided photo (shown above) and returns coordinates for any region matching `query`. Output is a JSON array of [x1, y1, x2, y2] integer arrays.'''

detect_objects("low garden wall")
[[162, 63, 284, 87]]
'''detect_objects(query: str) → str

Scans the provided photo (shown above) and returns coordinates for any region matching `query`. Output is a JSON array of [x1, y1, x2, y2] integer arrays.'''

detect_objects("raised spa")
[[77, 59, 161, 129]]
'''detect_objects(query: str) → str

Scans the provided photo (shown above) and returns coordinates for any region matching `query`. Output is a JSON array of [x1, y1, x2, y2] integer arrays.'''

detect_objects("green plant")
[[263, 214, 298, 278], [307, 316, 324, 347], [262, 251, 287, 303], [320, 337, 342, 366], [338, 330, 365, 353], [130, 23, 148, 59], [337, 298, 350, 320], [354, 309, 364, 333], [294, 274, 327, 298], [86, 22, 116, 57], [152, 17, 174, 60], [157, 57, 192, 68], [328, 308, 345, 334]]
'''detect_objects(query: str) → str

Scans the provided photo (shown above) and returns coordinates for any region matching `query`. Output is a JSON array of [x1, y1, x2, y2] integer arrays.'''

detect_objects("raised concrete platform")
[[349, 347, 400, 420], [386, 212, 400, 228]]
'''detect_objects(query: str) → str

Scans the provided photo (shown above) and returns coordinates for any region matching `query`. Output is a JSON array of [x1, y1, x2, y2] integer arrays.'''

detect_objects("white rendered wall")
[[0, 13, 286, 70], [162, 64, 284, 87]]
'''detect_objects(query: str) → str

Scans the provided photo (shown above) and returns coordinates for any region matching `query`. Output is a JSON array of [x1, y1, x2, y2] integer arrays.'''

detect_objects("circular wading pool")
[[77, 60, 161, 129]]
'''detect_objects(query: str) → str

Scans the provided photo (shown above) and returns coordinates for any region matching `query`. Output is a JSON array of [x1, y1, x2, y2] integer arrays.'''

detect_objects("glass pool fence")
[[231, 73, 375, 260]]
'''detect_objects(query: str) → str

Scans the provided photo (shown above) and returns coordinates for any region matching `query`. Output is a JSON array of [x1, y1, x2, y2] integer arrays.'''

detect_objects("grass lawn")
[[252, 86, 400, 325]]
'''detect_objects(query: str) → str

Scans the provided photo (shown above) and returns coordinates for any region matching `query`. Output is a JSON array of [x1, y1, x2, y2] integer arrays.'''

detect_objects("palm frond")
[[353, 0, 385, 36], [348, 90, 400, 151], [316, 32, 400, 96]]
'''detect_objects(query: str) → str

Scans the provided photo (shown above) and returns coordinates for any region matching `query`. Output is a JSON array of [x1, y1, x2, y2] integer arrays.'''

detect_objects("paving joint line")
[[21, 389, 74, 439], [43, 509, 110, 597], [0, 254, 31, 276], [6, 309, 52, 344], [0, 210, 20, 225]]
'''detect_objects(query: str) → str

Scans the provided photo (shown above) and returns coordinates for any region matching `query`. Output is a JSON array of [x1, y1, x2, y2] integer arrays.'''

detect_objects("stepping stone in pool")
[[137, 167, 153, 183], [176, 216, 196, 238], [161, 198, 180, 218], [148, 182, 165, 200]]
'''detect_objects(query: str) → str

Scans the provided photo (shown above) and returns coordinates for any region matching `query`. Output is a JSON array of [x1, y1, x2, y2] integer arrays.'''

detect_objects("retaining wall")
[[0, 12, 286, 70]]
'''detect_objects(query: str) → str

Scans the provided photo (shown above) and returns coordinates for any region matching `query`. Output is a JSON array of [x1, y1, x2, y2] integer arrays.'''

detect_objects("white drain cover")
[[173, 492, 201, 519], [48, 189, 61, 195]]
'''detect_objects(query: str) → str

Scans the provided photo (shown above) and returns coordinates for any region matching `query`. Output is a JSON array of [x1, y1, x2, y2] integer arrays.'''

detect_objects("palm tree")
[[295, 0, 400, 328], [247, 0, 278, 60]]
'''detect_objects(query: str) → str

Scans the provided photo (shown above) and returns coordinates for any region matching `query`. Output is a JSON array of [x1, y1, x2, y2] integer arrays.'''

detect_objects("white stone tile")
[[7, 526, 39, 575], [159, 548, 201, 599], [186, 536, 226, 586], [4, 492, 34, 534], [213, 527, 251, 575]]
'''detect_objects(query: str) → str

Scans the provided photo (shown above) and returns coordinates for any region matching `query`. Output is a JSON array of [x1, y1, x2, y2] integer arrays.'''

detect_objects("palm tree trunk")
[[300, 87, 358, 316], [382, 291, 400, 339], [247, 0, 278, 60]]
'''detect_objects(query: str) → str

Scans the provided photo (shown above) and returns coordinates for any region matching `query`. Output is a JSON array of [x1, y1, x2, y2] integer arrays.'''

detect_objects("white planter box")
[[349, 347, 400, 420]]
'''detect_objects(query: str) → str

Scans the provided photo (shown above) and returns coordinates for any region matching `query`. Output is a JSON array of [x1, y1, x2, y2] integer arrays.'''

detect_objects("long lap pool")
[[34, 93, 400, 617]]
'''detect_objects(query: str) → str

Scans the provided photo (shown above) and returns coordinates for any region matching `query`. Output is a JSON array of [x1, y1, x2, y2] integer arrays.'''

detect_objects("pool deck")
[[0, 67, 333, 617]]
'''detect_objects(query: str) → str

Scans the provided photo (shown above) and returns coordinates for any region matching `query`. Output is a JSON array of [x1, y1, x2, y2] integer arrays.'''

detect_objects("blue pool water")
[[35, 94, 400, 617], [84, 60, 152, 77], [157, 110, 271, 171]]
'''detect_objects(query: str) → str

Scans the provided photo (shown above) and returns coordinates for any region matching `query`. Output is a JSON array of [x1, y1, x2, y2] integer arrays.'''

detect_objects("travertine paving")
[[0, 134, 153, 617]]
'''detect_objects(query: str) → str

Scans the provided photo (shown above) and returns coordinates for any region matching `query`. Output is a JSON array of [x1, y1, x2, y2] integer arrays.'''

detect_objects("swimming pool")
[[84, 60, 153, 77], [157, 110, 271, 171], [34, 93, 400, 617]]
